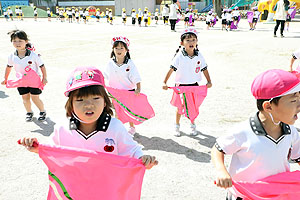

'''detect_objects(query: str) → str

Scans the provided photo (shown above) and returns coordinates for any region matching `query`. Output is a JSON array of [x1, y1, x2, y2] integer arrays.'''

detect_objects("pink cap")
[[251, 69, 300, 99], [65, 66, 105, 97]]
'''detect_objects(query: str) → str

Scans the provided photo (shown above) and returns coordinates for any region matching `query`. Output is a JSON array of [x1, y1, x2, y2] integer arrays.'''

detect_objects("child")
[[226, 9, 233, 31], [56, 6, 59, 20], [67, 7, 72, 23], [162, 28, 212, 136], [184, 8, 190, 28], [289, 48, 300, 72], [79, 7, 83, 21], [104, 37, 142, 135], [155, 8, 159, 24], [33, 6, 38, 21], [19, 7, 23, 21], [4, 9, 8, 21], [19, 66, 157, 169], [96, 8, 100, 22], [108, 9, 113, 25], [143, 9, 148, 27], [131, 9, 136, 25], [221, 10, 228, 30], [83, 8, 89, 24], [250, 7, 260, 30], [75, 8, 79, 23], [206, 11, 212, 30], [8, 7, 13, 21], [15, 7, 19, 20], [1, 30, 47, 122], [105, 7, 109, 23], [122, 8, 127, 25], [232, 7, 240, 27], [47, 7, 51, 22], [212, 69, 300, 199], [138, 8, 143, 27]]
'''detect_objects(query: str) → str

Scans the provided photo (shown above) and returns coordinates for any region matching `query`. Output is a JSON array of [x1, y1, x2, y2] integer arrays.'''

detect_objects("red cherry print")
[[104, 145, 114, 152]]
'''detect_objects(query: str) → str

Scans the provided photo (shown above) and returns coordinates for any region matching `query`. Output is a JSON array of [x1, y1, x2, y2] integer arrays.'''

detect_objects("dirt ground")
[[0, 16, 300, 200]]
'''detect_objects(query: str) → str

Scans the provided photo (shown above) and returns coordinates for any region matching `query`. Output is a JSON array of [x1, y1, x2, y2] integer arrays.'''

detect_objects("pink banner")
[[106, 87, 155, 125], [38, 144, 146, 200], [233, 171, 300, 200], [170, 86, 207, 124], [6, 68, 44, 90], [247, 11, 254, 23]]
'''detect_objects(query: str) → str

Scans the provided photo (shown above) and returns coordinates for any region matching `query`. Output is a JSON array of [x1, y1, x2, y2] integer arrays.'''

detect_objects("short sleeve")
[[7, 54, 13, 67], [33, 53, 44, 67], [49, 126, 60, 145], [171, 54, 180, 70], [290, 127, 300, 162], [215, 128, 244, 155], [128, 61, 142, 85], [293, 48, 300, 59], [115, 122, 143, 159]]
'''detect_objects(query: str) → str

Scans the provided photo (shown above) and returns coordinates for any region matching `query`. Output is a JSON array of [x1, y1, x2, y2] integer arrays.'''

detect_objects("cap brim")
[[64, 81, 103, 97], [278, 82, 300, 98]]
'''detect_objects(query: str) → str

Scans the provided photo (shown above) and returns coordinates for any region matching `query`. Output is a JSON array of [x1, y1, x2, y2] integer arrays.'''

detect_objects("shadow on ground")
[[134, 132, 214, 163], [0, 91, 9, 99], [31, 117, 56, 136]]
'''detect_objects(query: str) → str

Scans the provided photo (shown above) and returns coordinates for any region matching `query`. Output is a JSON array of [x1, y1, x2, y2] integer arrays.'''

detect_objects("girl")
[[250, 7, 260, 30], [143, 9, 148, 27], [83, 8, 89, 24], [221, 9, 227, 31], [184, 8, 190, 28], [96, 8, 100, 22], [206, 11, 212, 30], [8, 7, 13, 21], [155, 8, 159, 24], [19, 7, 23, 21], [19, 66, 157, 169], [1, 30, 47, 122], [4, 9, 8, 21], [104, 37, 142, 135], [273, 0, 289, 37], [162, 28, 212, 136], [108, 9, 113, 25], [226, 9, 233, 31], [75, 8, 79, 23]]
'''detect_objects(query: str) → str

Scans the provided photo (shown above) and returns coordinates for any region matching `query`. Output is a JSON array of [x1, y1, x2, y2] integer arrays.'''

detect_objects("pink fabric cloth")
[[38, 144, 146, 200], [247, 11, 254, 23], [106, 87, 155, 125], [6, 68, 44, 90], [232, 171, 300, 200], [170, 86, 207, 124]]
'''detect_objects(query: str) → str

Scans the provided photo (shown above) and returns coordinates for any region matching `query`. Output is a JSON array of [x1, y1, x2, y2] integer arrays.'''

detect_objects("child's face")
[[181, 35, 198, 53], [272, 92, 300, 125], [12, 37, 28, 50], [113, 43, 127, 59], [72, 94, 105, 124]]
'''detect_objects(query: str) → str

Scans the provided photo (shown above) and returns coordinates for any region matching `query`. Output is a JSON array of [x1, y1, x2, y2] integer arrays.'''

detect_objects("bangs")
[[71, 85, 104, 98], [181, 33, 197, 41], [113, 41, 128, 50]]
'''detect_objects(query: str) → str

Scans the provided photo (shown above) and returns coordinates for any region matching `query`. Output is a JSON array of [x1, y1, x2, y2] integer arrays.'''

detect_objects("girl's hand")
[[1, 80, 7, 85], [18, 138, 39, 153], [215, 171, 232, 189], [162, 84, 168, 90], [42, 78, 48, 85], [134, 88, 140, 96], [206, 82, 212, 88], [140, 155, 158, 169]]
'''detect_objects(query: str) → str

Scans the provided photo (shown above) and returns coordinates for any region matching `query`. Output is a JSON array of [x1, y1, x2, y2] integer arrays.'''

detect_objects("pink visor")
[[65, 66, 105, 97], [251, 69, 300, 99]]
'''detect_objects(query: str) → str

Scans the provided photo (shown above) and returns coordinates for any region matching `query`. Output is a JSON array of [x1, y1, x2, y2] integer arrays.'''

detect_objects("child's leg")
[[129, 122, 135, 128], [176, 110, 181, 125], [22, 93, 32, 112], [31, 94, 45, 112]]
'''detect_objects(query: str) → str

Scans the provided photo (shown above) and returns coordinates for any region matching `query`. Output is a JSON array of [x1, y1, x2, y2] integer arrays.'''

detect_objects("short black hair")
[[256, 97, 281, 111]]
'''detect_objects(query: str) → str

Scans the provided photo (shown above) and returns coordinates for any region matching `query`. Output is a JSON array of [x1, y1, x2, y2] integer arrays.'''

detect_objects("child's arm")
[[18, 137, 39, 154], [203, 69, 212, 88], [139, 155, 158, 169], [40, 65, 48, 85], [135, 82, 141, 95], [211, 145, 232, 188], [289, 57, 296, 72], [163, 68, 174, 90], [1, 66, 12, 85]]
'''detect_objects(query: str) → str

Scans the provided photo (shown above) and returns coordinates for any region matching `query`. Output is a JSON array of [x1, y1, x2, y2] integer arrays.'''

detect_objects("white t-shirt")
[[96, 11, 100, 16], [155, 11, 159, 17], [109, 12, 112, 18], [293, 48, 300, 59], [221, 13, 226, 20], [104, 58, 141, 90], [8, 49, 44, 76], [138, 11, 143, 17], [122, 12, 126, 18], [206, 15, 212, 22], [169, 3, 178, 19], [253, 11, 260, 18], [84, 11, 89, 16], [162, 6, 169, 16], [47, 10, 50, 15], [8, 9, 13, 15], [171, 49, 207, 84], [131, 12, 136, 18], [75, 12, 79, 17], [34, 10, 37, 15], [15, 8, 19, 14], [50, 116, 143, 159], [226, 13, 232, 21], [216, 113, 300, 197], [4, 11, 8, 16], [232, 10, 240, 17]]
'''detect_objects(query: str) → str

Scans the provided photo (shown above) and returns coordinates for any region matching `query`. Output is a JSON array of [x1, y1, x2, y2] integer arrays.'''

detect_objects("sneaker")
[[274, 34, 277, 37], [25, 112, 34, 122], [38, 111, 46, 122], [281, 34, 284, 38], [174, 124, 181, 137], [128, 127, 136, 135], [190, 124, 198, 136]]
